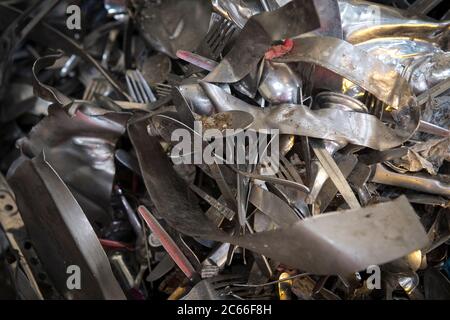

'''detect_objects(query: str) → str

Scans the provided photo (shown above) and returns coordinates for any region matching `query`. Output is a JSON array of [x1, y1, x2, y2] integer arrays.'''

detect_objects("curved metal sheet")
[[274, 36, 420, 142], [32, 52, 72, 106], [130, 116, 428, 275], [8, 154, 125, 299], [133, 0, 212, 59], [201, 82, 410, 150], [15, 104, 130, 229], [304, 0, 344, 91], [275, 36, 414, 109], [338, 0, 450, 47]]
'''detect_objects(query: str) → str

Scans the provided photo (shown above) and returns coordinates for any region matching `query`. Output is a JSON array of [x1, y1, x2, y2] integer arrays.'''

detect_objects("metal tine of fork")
[[373, 95, 385, 120], [160, 87, 172, 96], [132, 70, 150, 103], [135, 69, 156, 102], [156, 83, 172, 92], [126, 70, 156, 103], [209, 20, 235, 57], [131, 71, 144, 102], [208, 18, 228, 47], [132, 79, 144, 103], [125, 70, 141, 102], [204, 15, 223, 45], [183, 15, 237, 77], [155, 83, 172, 97], [216, 23, 237, 57], [220, 22, 237, 51], [202, 15, 237, 60], [363, 92, 385, 120]]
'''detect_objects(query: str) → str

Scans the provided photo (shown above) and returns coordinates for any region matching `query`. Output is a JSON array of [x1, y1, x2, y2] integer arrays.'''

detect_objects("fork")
[[185, 13, 237, 75], [272, 153, 310, 218], [197, 13, 237, 60], [154, 82, 172, 98], [125, 69, 157, 103]]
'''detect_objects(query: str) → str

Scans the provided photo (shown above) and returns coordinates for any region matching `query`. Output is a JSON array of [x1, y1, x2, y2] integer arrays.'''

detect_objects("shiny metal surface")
[[178, 80, 218, 116], [189, 184, 235, 221], [132, 0, 212, 59], [299, 0, 344, 91], [249, 184, 299, 227], [212, 0, 265, 28], [371, 164, 450, 197], [204, 0, 320, 83], [203, 243, 231, 272], [310, 140, 361, 209], [177, 50, 219, 72], [308, 0, 343, 39], [201, 82, 411, 150], [8, 154, 125, 299], [13, 104, 130, 229], [338, 0, 450, 47], [309, 92, 366, 209], [353, 38, 450, 96], [130, 116, 429, 275], [315, 91, 368, 112], [32, 53, 72, 106], [417, 78, 450, 105], [125, 69, 157, 104], [275, 36, 416, 110], [275, 36, 420, 143], [104, 0, 127, 16], [146, 254, 176, 282], [314, 154, 359, 212], [234, 196, 428, 275], [258, 61, 302, 104], [1, 0, 447, 300]]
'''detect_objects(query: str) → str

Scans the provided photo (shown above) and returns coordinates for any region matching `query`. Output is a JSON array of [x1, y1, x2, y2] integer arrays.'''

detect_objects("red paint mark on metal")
[[265, 39, 294, 60]]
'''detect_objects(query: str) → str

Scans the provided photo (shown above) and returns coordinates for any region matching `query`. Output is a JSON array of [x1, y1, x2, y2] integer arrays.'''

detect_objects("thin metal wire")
[[230, 273, 310, 287]]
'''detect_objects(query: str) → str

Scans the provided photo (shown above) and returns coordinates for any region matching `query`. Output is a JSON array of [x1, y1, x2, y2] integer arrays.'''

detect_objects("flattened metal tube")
[[372, 164, 450, 197]]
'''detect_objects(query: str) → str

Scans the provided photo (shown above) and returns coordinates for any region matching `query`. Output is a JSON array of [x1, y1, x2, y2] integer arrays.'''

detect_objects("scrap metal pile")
[[0, 0, 449, 300]]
